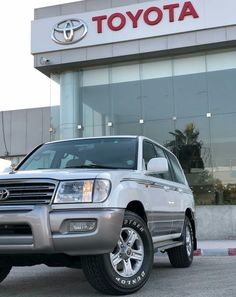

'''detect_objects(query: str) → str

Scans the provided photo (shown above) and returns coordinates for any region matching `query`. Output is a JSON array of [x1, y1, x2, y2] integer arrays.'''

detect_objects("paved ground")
[[1, 256, 236, 297]]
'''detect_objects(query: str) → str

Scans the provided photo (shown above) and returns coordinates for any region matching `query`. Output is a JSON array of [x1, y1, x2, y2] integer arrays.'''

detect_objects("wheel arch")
[[126, 200, 148, 224], [185, 208, 197, 250]]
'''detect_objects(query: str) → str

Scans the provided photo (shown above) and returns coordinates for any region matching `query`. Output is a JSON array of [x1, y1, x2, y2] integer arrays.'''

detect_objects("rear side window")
[[167, 152, 186, 185]]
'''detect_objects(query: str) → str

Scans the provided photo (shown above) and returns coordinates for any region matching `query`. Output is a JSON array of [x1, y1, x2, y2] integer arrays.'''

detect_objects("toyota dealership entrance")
[[32, 0, 236, 207]]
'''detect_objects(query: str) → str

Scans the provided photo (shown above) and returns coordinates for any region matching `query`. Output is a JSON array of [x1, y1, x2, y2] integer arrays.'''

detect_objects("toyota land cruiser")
[[0, 136, 196, 295]]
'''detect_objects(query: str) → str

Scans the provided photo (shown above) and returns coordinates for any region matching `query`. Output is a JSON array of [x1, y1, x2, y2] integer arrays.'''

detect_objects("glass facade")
[[50, 49, 236, 205]]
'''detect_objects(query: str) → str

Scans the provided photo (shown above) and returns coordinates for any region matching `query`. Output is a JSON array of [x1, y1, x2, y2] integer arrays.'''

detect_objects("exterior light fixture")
[[139, 119, 144, 124], [107, 122, 113, 127], [77, 124, 83, 130], [172, 116, 177, 121], [206, 113, 211, 118]]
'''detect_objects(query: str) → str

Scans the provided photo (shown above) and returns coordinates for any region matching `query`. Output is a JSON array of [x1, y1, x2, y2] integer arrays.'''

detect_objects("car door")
[[165, 151, 189, 235], [142, 140, 173, 239]]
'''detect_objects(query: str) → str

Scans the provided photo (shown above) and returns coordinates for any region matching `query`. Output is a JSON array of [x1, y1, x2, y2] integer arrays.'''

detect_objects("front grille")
[[0, 180, 57, 205]]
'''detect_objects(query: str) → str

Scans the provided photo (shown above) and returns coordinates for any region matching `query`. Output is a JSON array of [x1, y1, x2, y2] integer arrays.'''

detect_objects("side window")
[[143, 141, 156, 169], [167, 152, 186, 185], [154, 145, 173, 181]]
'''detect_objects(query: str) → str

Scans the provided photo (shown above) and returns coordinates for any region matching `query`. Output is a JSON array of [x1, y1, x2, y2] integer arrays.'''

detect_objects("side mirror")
[[147, 157, 168, 174]]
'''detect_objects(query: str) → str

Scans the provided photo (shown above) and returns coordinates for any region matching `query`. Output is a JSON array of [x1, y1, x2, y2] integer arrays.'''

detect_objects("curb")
[[194, 248, 236, 257]]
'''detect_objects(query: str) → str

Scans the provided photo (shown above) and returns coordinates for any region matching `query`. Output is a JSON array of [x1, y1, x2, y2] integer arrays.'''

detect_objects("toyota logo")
[[0, 188, 10, 201], [51, 18, 88, 45]]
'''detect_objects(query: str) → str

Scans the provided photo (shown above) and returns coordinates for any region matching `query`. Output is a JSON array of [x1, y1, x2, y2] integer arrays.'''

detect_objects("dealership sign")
[[31, 0, 236, 53]]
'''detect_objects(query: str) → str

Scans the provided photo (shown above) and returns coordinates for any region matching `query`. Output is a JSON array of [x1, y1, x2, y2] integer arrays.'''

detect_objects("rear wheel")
[[0, 267, 11, 283], [82, 211, 153, 295], [167, 216, 194, 268]]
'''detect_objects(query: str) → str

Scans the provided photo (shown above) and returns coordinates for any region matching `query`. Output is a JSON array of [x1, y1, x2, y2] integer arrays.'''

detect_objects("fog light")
[[69, 220, 96, 233]]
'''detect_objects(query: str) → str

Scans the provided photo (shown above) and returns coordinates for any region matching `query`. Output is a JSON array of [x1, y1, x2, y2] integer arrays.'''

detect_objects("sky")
[[0, 0, 80, 112]]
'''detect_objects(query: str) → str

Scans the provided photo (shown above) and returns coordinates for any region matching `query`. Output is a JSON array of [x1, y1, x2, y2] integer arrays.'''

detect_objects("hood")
[[0, 169, 107, 181]]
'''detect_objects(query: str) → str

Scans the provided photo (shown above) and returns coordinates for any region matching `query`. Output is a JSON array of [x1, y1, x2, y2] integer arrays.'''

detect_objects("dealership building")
[[2, 0, 236, 213]]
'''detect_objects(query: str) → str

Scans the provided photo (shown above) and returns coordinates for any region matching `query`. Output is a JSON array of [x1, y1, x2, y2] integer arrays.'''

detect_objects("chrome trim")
[[121, 178, 191, 194], [52, 18, 88, 45], [0, 179, 59, 205]]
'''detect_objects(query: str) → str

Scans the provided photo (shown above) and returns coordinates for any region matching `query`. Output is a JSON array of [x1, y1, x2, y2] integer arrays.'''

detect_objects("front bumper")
[[0, 205, 124, 255]]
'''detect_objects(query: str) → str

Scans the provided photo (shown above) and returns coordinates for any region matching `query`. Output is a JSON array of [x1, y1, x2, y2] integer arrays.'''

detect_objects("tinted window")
[[18, 138, 137, 170], [154, 145, 173, 181], [143, 141, 156, 169], [167, 152, 186, 185], [143, 141, 173, 181]]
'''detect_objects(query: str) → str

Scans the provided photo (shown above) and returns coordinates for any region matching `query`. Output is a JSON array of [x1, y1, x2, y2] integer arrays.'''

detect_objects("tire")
[[0, 267, 11, 283], [167, 216, 194, 268], [82, 211, 153, 295]]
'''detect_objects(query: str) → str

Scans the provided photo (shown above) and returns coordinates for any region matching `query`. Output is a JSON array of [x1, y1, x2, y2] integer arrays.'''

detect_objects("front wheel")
[[167, 216, 194, 268], [82, 211, 153, 295], [0, 267, 11, 283]]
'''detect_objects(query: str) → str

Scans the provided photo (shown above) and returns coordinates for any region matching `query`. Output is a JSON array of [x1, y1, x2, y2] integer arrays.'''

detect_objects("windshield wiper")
[[66, 164, 125, 169]]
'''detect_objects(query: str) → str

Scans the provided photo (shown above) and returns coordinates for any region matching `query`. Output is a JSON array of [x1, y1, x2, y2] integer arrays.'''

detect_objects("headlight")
[[54, 179, 111, 204], [54, 180, 93, 203]]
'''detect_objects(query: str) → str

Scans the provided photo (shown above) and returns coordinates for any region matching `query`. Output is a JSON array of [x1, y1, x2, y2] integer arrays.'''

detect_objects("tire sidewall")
[[102, 212, 153, 292], [184, 217, 194, 262]]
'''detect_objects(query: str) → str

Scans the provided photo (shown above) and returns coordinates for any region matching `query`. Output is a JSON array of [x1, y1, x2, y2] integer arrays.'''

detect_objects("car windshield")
[[17, 138, 138, 171]]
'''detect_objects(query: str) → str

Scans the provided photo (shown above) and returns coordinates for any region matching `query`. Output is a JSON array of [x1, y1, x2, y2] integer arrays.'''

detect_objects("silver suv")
[[0, 136, 196, 295]]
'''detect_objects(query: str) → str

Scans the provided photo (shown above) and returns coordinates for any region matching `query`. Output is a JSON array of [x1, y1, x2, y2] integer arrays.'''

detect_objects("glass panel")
[[174, 73, 208, 118], [173, 55, 206, 76], [142, 77, 174, 121], [154, 145, 173, 181], [82, 85, 110, 127], [111, 63, 140, 83], [143, 119, 174, 146], [142, 59, 172, 79], [113, 123, 141, 136], [83, 67, 109, 87], [143, 141, 156, 169], [111, 81, 141, 124], [19, 138, 138, 170], [49, 49, 236, 205], [208, 69, 236, 114], [207, 51, 236, 72], [211, 114, 236, 205], [166, 118, 213, 205], [167, 151, 186, 185]]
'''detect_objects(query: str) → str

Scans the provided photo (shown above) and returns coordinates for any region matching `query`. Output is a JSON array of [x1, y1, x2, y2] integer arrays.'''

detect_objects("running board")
[[154, 240, 184, 252]]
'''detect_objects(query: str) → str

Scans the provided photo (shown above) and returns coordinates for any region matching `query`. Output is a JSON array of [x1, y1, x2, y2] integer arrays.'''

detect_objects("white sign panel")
[[31, 0, 236, 54]]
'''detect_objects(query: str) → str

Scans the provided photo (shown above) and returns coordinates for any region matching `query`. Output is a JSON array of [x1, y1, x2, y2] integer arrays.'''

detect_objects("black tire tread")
[[82, 211, 153, 295], [167, 217, 193, 268]]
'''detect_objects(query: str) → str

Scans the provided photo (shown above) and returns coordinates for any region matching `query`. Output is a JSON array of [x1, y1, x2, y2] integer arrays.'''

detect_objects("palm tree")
[[166, 123, 204, 173]]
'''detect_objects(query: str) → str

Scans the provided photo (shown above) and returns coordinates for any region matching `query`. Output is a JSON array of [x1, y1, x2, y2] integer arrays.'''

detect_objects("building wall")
[[0, 107, 50, 163], [29, 0, 236, 239], [196, 206, 236, 240], [33, 0, 236, 77]]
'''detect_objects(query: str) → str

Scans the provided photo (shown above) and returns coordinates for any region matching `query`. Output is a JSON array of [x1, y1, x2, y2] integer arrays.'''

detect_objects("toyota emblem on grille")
[[51, 18, 88, 45], [0, 188, 10, 201]]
